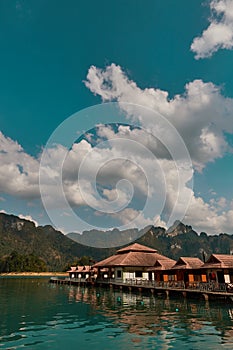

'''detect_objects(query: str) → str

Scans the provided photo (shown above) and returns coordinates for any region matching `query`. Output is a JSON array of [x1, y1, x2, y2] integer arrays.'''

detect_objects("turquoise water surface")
[[1, 277, 233, 349]]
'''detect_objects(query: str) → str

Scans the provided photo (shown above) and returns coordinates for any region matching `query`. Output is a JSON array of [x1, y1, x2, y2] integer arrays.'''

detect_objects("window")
[[168, 274, 176, 281], [117, 270, 122, 278], [135, 271, 143, 278]]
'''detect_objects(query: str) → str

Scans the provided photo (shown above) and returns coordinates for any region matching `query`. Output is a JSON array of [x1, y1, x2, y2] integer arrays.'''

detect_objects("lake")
[[1, 277, 233, 349]]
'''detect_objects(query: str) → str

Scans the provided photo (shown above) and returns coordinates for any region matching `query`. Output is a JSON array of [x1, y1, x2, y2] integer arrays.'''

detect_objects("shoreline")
[[0, 272, 68, 276]]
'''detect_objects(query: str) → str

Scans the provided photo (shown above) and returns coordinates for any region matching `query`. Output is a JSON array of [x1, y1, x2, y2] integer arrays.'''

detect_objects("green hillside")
[[0, 213, 113, 271], [1, 213, 233, 272]]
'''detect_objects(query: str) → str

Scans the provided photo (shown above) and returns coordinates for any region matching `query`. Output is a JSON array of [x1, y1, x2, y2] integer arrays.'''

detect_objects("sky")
[[1, 0, 233, 236]]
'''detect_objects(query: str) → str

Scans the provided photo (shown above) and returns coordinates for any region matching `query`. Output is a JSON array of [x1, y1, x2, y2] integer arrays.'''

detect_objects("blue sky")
[[1, 0, 233, 236]]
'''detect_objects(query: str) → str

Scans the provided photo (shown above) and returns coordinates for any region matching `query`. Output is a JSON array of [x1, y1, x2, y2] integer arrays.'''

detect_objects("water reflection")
[[68, 285, 233, 346], [1, 277, 233, 349]]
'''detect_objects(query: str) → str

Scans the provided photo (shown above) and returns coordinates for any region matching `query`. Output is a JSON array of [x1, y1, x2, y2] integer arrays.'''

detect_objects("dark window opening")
[[117, 270, 122, 278], [135, 271, 143, 278]]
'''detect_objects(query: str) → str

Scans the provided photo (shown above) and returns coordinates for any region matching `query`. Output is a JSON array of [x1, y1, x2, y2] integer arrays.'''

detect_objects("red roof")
[[67, 265, 97, 273], [171, 257, 203, 270], [117, 243, 158, 254], [147, 258, 176, 271], [202, 254, 233, 269], [94, 243, 169, 267]]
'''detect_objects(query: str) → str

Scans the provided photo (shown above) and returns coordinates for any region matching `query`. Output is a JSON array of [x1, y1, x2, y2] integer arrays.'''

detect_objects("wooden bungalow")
[[94, 243, 172, 283], [147, 258, 176, 282], [170, 257, 205, 287], [67, 265, 98, 280], [201, 254, 233, 284]]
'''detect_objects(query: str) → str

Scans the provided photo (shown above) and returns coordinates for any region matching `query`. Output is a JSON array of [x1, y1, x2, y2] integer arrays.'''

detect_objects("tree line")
[[0, 251, 47, 272]]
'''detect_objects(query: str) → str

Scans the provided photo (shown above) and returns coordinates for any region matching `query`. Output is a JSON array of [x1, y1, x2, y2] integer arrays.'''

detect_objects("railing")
[[93, 278, 233, 294], [66, 277, 84, 282], [199, 282, 227, 292], [186, 282, 201, 290], [125, 278, 152, 286], [124, 279, 185, 289], [157, 281, 186, 289]]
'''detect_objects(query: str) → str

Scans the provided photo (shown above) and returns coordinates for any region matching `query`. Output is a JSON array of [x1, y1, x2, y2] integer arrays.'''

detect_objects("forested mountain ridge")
[[0, 213, 113, 271], [1, 213, 233, 272], [69, 220, 233, 261]]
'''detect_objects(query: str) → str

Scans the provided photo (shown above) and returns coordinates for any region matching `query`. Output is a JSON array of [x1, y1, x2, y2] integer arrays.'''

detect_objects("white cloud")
[[85, 63, 233, 171], [0, 209, 38, 227], [2, 61, 233, 234], [191, 0, 233, 59], [111, 208, 167, 229], [84, 63, 233, 234], [18, 214, 38, 227], [184, 195, 233, 234], [0, 132, 39, 198], [1, 124, 233, 234]]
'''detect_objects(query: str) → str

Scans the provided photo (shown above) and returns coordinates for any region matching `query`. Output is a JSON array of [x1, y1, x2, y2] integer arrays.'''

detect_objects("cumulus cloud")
[[18, 214, 38, 227], [184, 195, 233, 234], [0, 132, 39, 198], [191, 0, 233, 58], [2, 62, 233, 234], [40, 133, 164, 216], [84, 63, 233, 234], [111, 208, 167, 229], [0, 126, 178, 231], [85, 63, 233, 171]]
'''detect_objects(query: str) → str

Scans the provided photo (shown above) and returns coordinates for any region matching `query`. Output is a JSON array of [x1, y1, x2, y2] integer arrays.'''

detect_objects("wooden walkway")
[[49, 277, 233, 302]]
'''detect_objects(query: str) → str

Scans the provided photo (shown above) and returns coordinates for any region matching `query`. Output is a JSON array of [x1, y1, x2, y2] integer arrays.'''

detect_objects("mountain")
[[0, 213, 113, 271], [67, 227, 149, 248], [136, 222, 233, 261], [68, 220, 233, 261], [1, 212, 233, 272], [67, 221, 193, 248]]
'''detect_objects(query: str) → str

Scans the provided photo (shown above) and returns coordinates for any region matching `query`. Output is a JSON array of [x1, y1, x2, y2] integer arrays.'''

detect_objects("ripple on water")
[[1, 279, 233, 349]]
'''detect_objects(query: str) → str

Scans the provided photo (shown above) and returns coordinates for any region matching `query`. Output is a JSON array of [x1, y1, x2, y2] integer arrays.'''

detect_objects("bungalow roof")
[[202, 254, 233, 269], [117, 243, 157, 254], [147, 258, 176, 271], [94, 243, 168, 267], [67, 265, 97, 273], [171, 257, 203, 270]]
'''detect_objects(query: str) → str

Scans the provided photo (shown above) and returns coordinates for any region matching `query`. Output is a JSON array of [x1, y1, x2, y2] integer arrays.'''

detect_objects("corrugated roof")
[[171, 257, 203, 270]]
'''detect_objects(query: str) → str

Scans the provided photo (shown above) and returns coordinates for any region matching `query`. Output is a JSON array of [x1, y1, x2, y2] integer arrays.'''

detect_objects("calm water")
[[1, 278, 233, 349]]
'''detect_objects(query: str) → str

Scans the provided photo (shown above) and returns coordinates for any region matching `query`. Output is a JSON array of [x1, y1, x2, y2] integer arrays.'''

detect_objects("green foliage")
[[0, 213, 111, 271], [1, 213, 233, 272], [136, 225, 233, 260], [76, 256, 94, 266], [0, 251, 47, 272]]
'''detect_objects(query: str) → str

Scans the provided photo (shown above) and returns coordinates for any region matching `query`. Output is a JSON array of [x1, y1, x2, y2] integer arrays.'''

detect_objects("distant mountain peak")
[[166, 220, 193, 237]]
